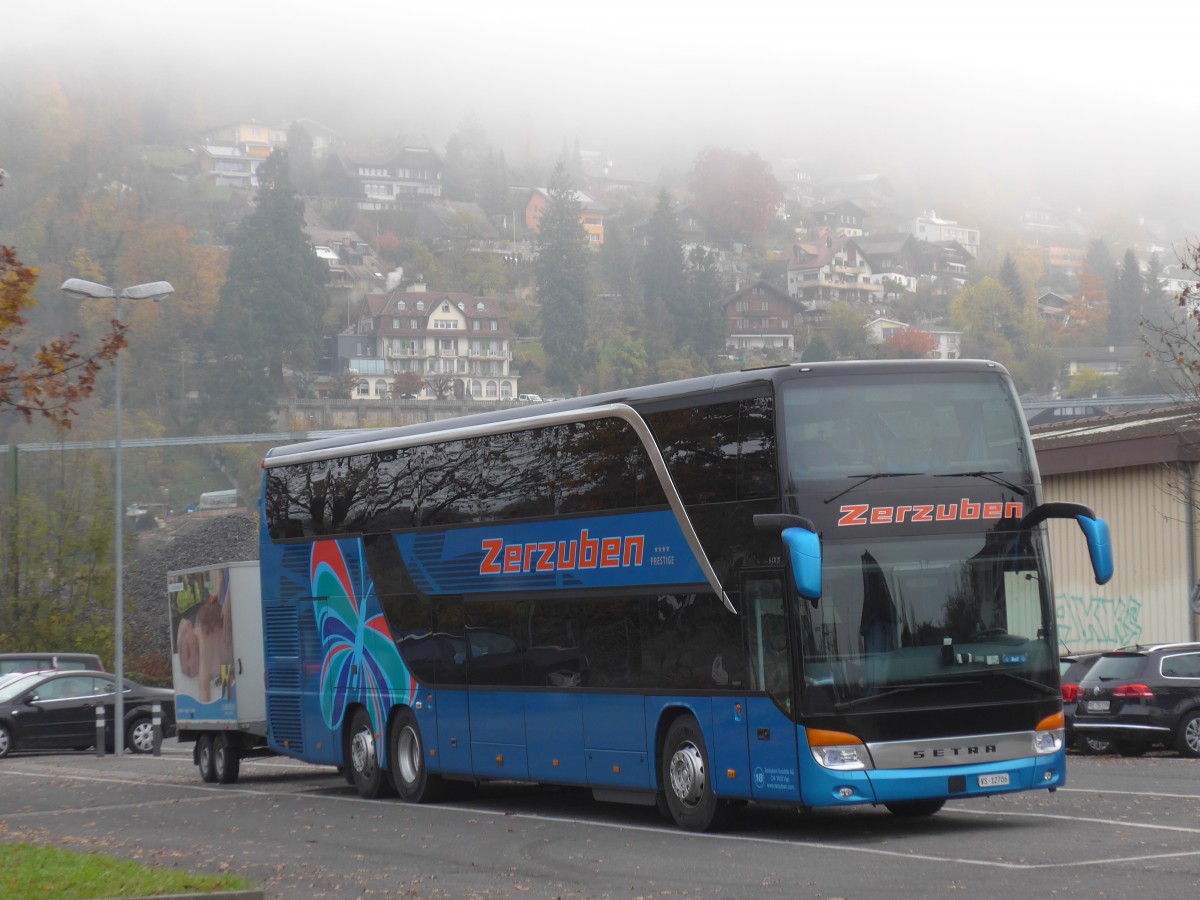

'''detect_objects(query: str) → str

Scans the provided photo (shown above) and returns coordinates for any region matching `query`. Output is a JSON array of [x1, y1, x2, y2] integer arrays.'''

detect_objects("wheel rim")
[[396, 725, 420, 786], [0, 729, 9, 756], [1186, 717, 1200, 753], [669, 741, 706, 808], [199, 740, 212, 770], [351, 726, 377, 778], [130, 721, 153, 752]]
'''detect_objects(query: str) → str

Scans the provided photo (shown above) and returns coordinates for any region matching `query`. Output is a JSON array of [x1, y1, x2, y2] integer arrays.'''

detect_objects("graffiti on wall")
[[1056, 593, 1143, 649]]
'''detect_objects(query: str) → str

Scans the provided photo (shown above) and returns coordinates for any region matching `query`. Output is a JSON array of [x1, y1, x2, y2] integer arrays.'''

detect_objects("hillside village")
[[174, 119, 1199, 406]]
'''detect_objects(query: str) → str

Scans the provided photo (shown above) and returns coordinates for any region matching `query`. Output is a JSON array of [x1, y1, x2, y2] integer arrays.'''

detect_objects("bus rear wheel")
[[390, 708, 444, 803], [348, 708, 393, 799], [660, 714, 733, 832]]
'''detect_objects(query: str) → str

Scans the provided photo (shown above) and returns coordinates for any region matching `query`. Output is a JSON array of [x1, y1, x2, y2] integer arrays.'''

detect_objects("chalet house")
[[722, 280, 804, 357], [194, 145, 261, 189], [907, 212, 980, 258], [524, 188, 607, 247], [350, 286, 519, 401], [1036, 291, 1071, 328], [200, 121, 287, 157], [786, 234, 882, 310], [850, 233, 922, 293], [914, 240, 974, 294], [810, 200, 867, 237], [305, 227, 388, 327], [323, 138, 443, 210]]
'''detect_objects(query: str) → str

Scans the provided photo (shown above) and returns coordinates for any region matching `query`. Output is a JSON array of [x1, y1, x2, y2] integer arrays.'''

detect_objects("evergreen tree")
[[210, 150, 329, 395], [999, 253, 1027, 310], [685, 245, 727, 360], [1110, 248, 1144, 345], [640, 189, 688, 351], [535, 162, 591, 392]]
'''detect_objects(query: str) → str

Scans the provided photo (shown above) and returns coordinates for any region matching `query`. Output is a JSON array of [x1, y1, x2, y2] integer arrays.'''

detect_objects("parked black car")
[[1060, 652, 1112, 754], [0, 670, 175, 758], [1072, 642, 1200, 757], [0, 652, 104, 675]]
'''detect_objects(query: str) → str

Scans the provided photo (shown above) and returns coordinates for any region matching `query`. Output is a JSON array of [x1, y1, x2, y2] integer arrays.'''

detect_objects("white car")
[[518, 393, 543, 403]]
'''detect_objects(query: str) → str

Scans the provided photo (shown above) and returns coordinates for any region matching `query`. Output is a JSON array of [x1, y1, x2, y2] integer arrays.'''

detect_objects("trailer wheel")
[[391, 708, 444, 803], [660, 714, 733, 832], [214, 733, 241, 784], [197, 733, 217, 783], [348, 708, 393, 799]]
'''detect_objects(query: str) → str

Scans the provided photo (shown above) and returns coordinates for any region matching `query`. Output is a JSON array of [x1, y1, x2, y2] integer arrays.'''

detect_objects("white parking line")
[[3, 766, 1199, 871]]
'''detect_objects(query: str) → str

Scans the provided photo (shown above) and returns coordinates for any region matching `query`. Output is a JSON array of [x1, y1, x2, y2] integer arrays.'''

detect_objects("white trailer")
[[167, 561, 271, 783]]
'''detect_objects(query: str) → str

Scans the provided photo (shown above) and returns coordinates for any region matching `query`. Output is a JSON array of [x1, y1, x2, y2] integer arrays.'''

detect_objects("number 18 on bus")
[[256, 360, 1111, 830]]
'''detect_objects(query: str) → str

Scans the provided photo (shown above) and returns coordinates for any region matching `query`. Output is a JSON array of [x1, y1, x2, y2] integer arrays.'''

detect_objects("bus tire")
[[391, 708, 444, 803], [197, 733, 217, 783], [661, 714, 732, 832], [214, 733, 240, 784], [348, 708, 393, 799]]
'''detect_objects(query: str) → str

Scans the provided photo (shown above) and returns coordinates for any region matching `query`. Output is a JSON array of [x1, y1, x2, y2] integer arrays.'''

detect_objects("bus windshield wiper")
[[833, 681, 970, 711], [824, 472, 924, 505], [935, 470, 1029, 496]]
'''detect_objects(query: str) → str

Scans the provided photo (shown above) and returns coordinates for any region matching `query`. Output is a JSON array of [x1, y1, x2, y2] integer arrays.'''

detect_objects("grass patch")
[[0, 843, 255, 898]]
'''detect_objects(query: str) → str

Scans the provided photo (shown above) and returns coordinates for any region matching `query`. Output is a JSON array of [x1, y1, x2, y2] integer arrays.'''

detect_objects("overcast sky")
[[6, 1, 1199, 220]]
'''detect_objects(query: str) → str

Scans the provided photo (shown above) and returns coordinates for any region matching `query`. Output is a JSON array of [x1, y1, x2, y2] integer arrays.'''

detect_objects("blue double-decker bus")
[[258, 359, 1112, 830]]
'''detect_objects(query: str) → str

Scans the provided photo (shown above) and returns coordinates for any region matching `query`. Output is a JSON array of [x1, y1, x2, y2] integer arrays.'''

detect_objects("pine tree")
[[1110, 248, 1144, 345], [640, 189, 688, 351], [999, 253, 1027, 310], [211, 150, 329, 393], [535, 162, 592, 392]]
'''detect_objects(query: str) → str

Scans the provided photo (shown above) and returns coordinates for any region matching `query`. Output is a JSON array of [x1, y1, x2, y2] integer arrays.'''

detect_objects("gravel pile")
[[124, 515, 259, 666]]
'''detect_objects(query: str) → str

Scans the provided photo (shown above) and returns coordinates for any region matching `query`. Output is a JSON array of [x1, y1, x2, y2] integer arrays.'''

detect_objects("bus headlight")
[[1033, 729, 1064, 755], [807, 728, 873, 770], [1034, 712, 1065, 755]]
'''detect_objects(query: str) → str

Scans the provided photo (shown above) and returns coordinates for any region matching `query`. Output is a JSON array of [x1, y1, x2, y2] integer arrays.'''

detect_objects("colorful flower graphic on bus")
[[310, 540, 416, 733]]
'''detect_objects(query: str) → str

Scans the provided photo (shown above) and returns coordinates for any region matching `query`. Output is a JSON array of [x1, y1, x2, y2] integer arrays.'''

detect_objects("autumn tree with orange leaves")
[[1, 228, 124, 428]]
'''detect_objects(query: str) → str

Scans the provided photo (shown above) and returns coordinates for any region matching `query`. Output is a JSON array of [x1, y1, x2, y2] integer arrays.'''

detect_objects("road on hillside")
[[1, 744, 1198, 898]]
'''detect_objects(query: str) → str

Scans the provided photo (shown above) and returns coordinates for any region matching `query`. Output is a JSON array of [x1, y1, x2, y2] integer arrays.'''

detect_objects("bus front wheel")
[[348, 708, 393, 799], [660, 714, 733, 832], [390, 708, 444, 803]]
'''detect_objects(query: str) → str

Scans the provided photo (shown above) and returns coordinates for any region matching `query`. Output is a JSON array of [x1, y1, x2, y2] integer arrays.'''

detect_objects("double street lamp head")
[[61, 278, 175, 303]]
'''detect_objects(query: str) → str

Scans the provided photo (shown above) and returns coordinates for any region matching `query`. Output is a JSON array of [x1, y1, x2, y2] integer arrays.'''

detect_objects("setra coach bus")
[[257, 359, 1112, 830]]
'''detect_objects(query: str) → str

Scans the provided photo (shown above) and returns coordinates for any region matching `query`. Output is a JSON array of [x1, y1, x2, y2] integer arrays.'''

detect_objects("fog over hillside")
[[4, 0, 1199, 227]]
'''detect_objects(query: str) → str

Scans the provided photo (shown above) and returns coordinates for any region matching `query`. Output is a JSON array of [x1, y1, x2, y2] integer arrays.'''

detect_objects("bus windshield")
[[780, 372, 1032, 482], [794, 530, 1056, 713]]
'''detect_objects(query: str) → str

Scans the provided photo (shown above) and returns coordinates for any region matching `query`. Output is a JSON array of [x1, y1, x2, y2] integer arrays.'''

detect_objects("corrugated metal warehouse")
[[1033, 406, 1200, 653]]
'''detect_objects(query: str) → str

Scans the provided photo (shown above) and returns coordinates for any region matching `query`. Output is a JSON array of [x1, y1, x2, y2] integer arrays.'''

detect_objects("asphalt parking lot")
[[1, 744, 1198, 898]]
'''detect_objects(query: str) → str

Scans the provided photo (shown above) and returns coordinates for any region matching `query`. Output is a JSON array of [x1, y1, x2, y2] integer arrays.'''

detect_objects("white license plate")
[[1086, 700, 1110, 713], [978, 773, 1010, 788]]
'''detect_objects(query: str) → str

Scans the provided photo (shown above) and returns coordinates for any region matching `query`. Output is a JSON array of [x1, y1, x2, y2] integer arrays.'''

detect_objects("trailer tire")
[[214, 733, 240, 784], [391, 708, 444, 803], [348, 708, 393, 799], [197, 733, 217, 783]]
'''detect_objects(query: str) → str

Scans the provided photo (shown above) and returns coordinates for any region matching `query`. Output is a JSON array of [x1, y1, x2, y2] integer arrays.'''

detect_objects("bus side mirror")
[[782, 527, 822, 602], [1019, 502, 1113, 586], [754, 514, 822, 602]]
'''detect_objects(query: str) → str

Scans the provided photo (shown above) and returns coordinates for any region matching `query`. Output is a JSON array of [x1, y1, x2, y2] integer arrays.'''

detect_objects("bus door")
[[742, 572, 802, 802], [429, 598, 473, 776]]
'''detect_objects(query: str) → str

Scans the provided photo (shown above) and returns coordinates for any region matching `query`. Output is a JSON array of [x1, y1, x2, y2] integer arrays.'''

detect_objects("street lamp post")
[[61, 278, 175, 757]]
